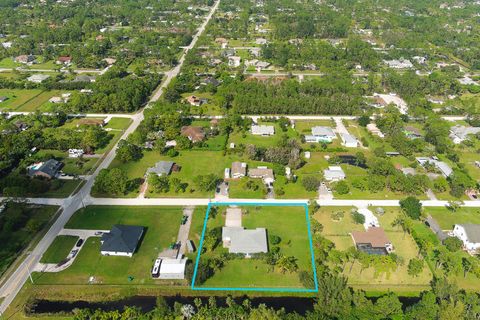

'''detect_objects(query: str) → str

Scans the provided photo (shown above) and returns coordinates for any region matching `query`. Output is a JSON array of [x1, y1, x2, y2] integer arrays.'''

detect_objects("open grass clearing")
[[40, 235, 78, 264], [0, 89, 42, 110]]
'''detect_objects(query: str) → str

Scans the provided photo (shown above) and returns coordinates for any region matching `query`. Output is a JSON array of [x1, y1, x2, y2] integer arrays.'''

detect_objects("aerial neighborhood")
[[1, 0, 480, 318]]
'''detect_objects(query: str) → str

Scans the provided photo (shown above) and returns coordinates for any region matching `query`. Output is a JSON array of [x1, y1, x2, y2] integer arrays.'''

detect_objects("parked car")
[[76, 239, 84, 247]]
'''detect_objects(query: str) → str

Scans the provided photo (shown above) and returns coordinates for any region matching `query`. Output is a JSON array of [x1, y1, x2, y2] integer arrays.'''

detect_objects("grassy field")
[[0, 57, 20, 68], [34, 206, 183, 285], [0, 89, 42, 110], [16, 90, 68, 112], [198, 205, 314, 289], [314, 206, 432, 291], [228, 122, 297, 148], [425, 207, 480, 230], [228, 178, 266, 199], [40, 236, 78, 264]]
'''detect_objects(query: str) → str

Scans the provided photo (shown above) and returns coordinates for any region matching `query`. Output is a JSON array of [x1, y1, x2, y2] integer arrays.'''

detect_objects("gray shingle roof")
[[147, 161, 174, 176], [222, 227, 268, 255], [101, 225, 144, 254], [458, 224, 480, 243]]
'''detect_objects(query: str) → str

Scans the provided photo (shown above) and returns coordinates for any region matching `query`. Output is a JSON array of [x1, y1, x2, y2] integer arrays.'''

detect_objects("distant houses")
[[372, 93, 408, 115], [56, 56, 72, 65], [404, 126, 422, 140], [383, 58, 413, 69], [100, 225, 145, 257], [228, 56, 241, 67], [366, 123, 385, 138], [15, 54, 35, 64]]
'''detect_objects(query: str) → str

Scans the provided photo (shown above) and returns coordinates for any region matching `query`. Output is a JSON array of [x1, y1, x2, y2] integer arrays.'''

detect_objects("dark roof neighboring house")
[[27, 159, 63, 179], [181, 126, 205, 142], [201, 77, 220, 87], [73, 75, 96, 83], [101, 225, 145, 255], [146, 161, 175, 176], [351, 227, 393, 255], [425, 215, 448, 242]]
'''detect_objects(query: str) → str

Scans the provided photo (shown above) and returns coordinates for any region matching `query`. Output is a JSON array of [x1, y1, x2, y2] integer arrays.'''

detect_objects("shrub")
[[444, 236, 463, 252], [302, 176, 321, 191], [351, 211, 365, 224]]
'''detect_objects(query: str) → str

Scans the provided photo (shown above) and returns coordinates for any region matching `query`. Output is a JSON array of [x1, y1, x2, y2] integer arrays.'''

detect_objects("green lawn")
[[294, 120, 335, 135], [426, 207, 480, 230], [228, 178, 266, 199], [0, 57, 19, 68], [41, 180, 81, 198], [35, 206, 184, 285], [228, 122, 298, 148], [199, 205, 314, 289], [40, 236, 78, 264], [0, 89, 42, 110], [105, 117, 132, 130]]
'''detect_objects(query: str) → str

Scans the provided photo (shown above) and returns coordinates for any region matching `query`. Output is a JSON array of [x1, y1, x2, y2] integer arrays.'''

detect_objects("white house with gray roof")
[[453, 224, 480, 251], [222, 227, 268, 257], [340, 133, 359, 148], [416, 157, 453, 178], [449, 125, 480, 144], [251, 125, 275, 136], [323, 166, 346, 181], [306, 126, 336, 143]]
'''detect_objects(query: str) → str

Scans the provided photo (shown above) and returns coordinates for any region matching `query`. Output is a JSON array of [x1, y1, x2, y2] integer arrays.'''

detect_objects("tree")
[[374, 292, 403, 319], [351, 211, 365, 224], [408, 258, 424, 277], [335, 180, 350, 195], [149, 174, 170, 193], [399, 196, 422, 220], [116, 140, 143, 163], [93, 168, 128, 195], [302, 176, 320, 191], [193, 174, 220, 192], [276, 255, 298, 273], [358, 115, 370, 127], [444, 237, 463, 252]]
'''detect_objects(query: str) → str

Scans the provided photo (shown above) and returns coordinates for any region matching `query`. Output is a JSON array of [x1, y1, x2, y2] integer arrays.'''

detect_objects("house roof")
[[27, 74, 50, 82], [248, 167, 274, 180], [340, 133, 358, 145], [312, 126, 335, 137], [231, 161, 247, 176], [222, 227, 268, 254], [251, 125, 275, 135], [101, 225, 144, 254], [181, 126, 205, 142], [29, 159, 63, 178], [457, 224, 480, 243], [160, 257, 187, 275], [351, 227, 391, 248], [323, 166, 345, 179], [147, 161, 174, 176]]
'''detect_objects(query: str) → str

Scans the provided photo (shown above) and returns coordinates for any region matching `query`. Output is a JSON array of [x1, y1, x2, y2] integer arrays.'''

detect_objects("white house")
[[27, 74, 50, 83], [158, 257, 187, 279], [100, 225, 144, 257], [251, 125, 275, 136], [416, 157, 453, 178], [68, 149, 84, 158], [248, 167, 275, 184], [453, 224, 480, 251], [323, 166, 346, 181], [305, 126, 336, 143], [340, 133, 359, 148], [366, 123, 385, 138], [228, 56, 241, 67], [383, 58, 413, 69], [449, 125, 480, 144]]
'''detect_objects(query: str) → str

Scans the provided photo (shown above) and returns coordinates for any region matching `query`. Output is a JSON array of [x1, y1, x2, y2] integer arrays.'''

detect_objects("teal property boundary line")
[[191, 201, 319, 293]]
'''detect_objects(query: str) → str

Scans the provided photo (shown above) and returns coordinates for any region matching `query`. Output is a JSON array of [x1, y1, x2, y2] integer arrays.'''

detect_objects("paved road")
[[0, 1, 221, 314]]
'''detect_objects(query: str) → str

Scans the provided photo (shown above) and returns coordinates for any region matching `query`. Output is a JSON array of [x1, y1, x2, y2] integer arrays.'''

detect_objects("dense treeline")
[[65, 67, 161, 113], [217, 76, 364, 115]]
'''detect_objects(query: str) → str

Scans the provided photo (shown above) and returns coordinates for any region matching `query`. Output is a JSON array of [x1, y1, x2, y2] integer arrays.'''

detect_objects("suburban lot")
[[197, 205, 314, 289], [314, 206, 432, 292], [34, 206, 183, 285]]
